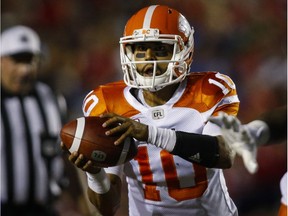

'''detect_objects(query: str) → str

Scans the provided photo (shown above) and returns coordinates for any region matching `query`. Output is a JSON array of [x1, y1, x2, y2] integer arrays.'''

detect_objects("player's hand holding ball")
[[60, 114, 139, 169], [100, 113, 148, 145]]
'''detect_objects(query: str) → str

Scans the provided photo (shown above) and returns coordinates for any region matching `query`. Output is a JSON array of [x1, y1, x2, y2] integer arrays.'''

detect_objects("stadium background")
[[2, 0, 286, 215]]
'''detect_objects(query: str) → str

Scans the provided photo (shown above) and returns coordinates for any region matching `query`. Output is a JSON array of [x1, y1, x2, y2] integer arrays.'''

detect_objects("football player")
[[68, 5, 240, 216]]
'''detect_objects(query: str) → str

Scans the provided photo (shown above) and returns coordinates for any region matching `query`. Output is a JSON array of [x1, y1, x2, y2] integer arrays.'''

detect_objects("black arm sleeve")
[[171, 131, 220, 168]]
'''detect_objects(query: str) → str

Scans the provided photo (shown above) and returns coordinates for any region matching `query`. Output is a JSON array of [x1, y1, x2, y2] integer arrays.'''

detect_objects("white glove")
[[209, 112, 269, 174]]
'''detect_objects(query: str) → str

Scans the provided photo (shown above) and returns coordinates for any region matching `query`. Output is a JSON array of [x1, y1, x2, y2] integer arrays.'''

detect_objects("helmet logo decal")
[[133, 28, 159, 39], [142, 29, 152, 35]]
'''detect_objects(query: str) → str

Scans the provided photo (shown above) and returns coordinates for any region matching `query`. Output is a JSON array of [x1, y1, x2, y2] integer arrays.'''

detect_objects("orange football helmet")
[[120, 5, 194, 91]]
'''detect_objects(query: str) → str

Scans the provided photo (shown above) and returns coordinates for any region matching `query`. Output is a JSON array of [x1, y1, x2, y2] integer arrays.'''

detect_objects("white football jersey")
[[83, 72, 240, 216]]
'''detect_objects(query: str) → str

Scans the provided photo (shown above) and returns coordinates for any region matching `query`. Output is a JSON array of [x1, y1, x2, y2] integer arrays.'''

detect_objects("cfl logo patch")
[[152, 109, 164, 120]]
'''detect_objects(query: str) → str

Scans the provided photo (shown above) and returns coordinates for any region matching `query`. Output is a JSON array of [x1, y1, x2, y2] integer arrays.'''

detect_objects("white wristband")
[[86, 169, 111, 194], [148, 125, 176, 152]]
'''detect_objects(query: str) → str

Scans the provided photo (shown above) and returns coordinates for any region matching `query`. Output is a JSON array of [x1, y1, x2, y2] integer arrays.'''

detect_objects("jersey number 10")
[[135, 146, 208, 202]]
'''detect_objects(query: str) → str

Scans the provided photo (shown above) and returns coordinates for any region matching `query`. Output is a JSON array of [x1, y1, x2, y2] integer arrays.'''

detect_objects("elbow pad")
[[171, 131, 220, 168]]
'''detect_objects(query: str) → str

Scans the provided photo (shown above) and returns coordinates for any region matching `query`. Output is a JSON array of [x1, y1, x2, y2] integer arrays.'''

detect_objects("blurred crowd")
[[2, 0, 286, 215]]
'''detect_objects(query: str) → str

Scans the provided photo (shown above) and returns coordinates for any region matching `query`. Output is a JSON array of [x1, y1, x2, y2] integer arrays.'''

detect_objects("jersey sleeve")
[[201, 72, 240, 135], [180, 72, 240, 117], [81, 81, 139, 117], [203, 72, 240, 116], [82, 87, 108, 117]]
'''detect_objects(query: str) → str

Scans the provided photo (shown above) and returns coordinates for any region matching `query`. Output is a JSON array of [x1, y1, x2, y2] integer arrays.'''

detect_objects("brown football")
[[60, 116, 137, 167]]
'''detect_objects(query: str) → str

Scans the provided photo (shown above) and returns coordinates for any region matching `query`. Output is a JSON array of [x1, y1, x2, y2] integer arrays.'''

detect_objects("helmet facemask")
[[119, 6, 194, 91]]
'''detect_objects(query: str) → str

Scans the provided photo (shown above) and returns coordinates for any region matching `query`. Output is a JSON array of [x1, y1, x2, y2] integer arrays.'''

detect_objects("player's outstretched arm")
[[208, 112, 270, 173], [208, 107, 286, 173]]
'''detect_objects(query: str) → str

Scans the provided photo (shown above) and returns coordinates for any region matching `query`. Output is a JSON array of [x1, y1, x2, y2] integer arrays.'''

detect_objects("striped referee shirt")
[[1, 82, 66, 205]]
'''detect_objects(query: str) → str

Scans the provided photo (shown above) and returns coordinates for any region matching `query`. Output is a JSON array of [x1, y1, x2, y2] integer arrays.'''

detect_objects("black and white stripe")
[[1, 82, 65, 204]]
